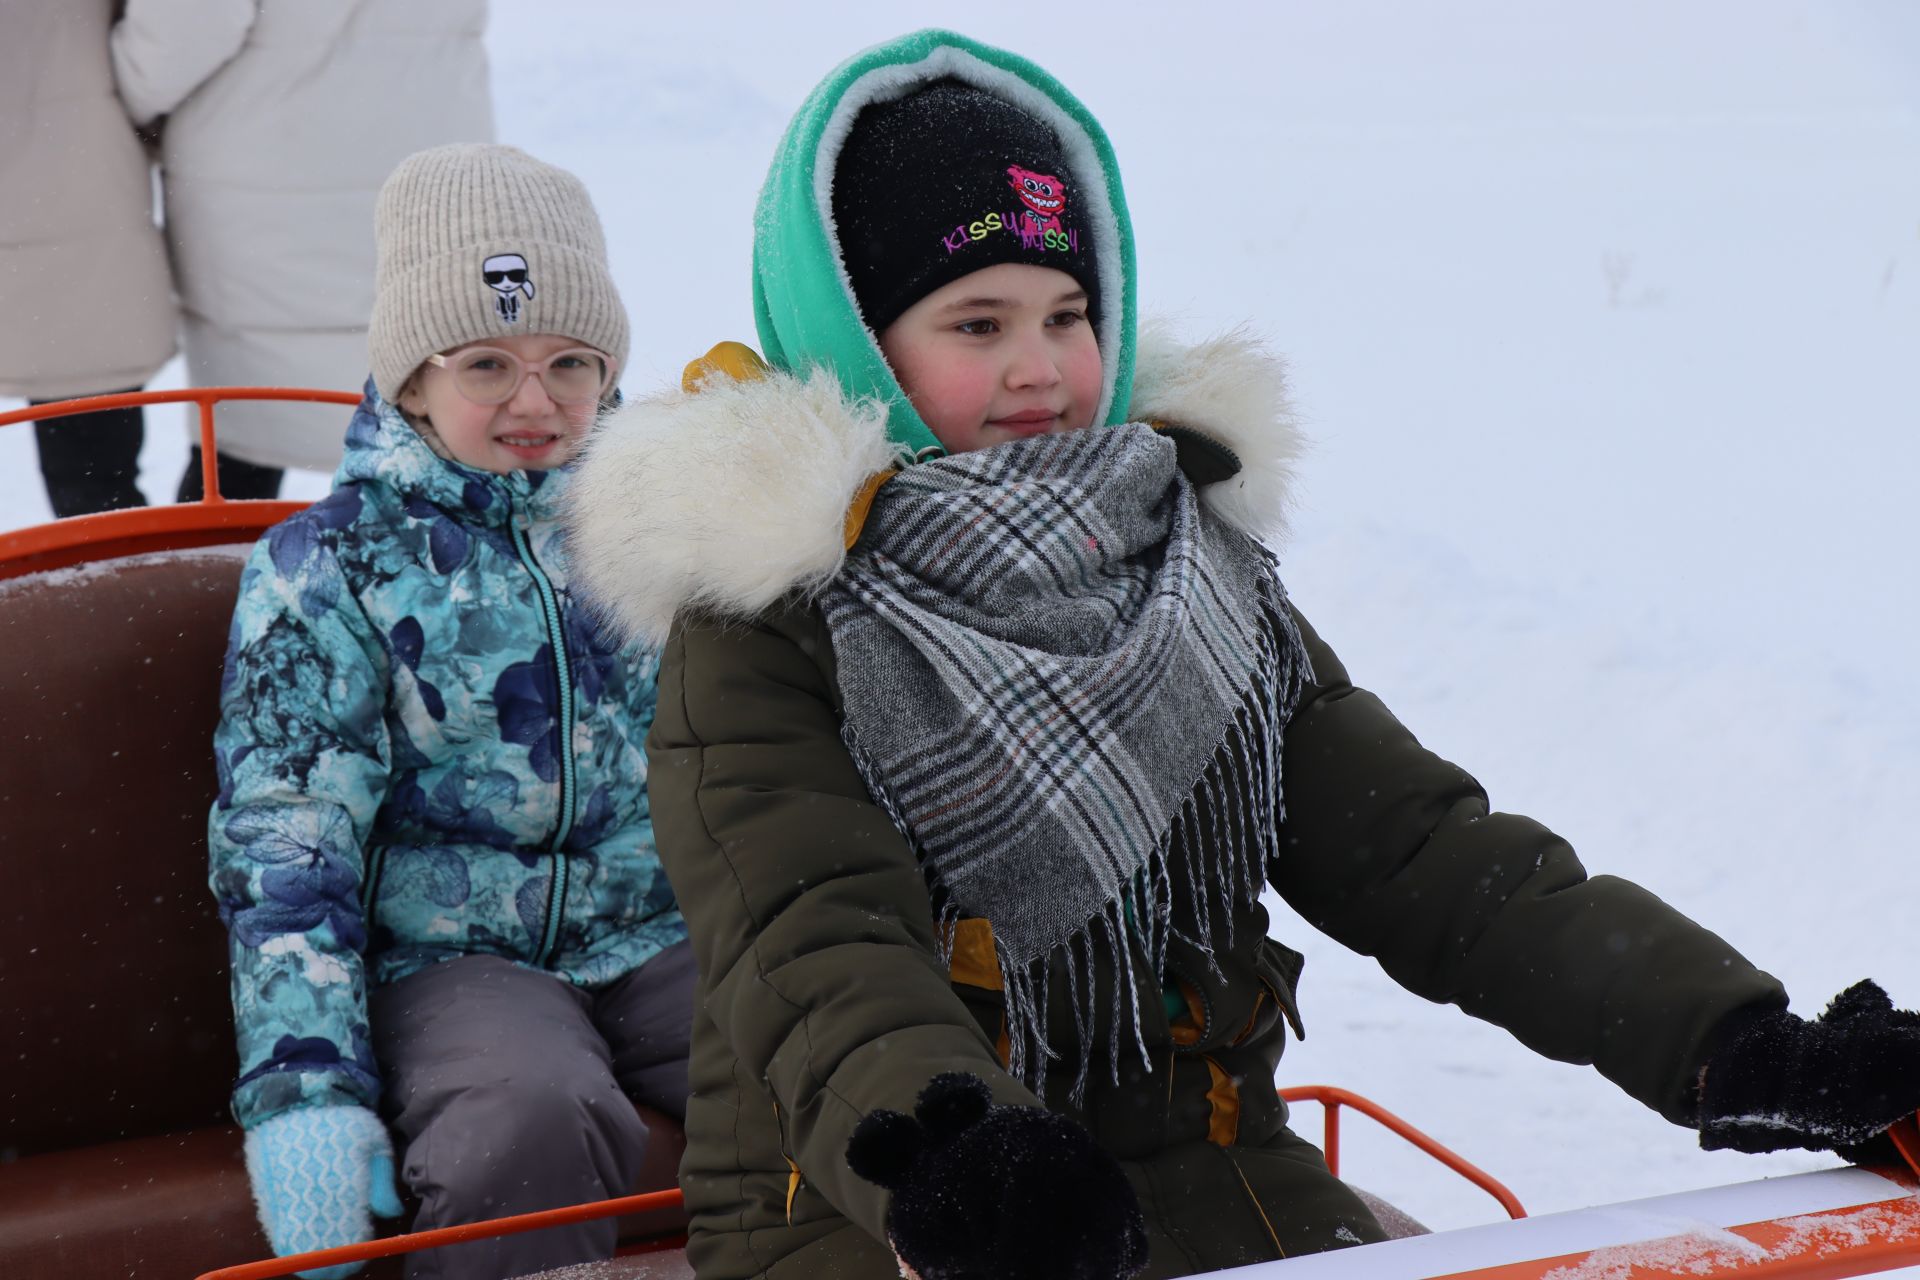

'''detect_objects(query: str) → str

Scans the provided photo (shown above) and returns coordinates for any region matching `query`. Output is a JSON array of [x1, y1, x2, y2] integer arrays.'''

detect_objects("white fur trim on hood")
[[566, 366, 899, 647], [1129, 318, 1304, 547], [565, 323, 1303, 646]]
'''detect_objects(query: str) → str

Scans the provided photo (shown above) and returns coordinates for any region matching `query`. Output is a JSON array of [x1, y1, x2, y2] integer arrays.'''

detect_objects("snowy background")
[[5, 0, 1916, 1237]]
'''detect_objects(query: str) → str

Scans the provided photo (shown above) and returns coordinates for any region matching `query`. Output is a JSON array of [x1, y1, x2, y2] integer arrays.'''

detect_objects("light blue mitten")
[[243, 1105, 406, 1280]]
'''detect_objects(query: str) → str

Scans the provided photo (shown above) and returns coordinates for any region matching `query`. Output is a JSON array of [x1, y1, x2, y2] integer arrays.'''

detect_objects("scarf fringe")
[[841, 567, 1311, 1103]]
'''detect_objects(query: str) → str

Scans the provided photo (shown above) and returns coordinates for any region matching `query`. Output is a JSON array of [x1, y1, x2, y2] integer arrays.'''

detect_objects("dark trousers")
[[31, 392, 146, 519], [178, 445, 284, 501], [369, 942, 696, 1280]]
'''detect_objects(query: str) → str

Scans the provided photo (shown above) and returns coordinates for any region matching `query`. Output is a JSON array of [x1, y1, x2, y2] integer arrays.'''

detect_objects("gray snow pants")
[[369, 942, 695, 1280]]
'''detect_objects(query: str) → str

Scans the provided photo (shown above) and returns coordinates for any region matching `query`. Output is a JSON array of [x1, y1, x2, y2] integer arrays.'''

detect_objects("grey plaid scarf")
[[823, 424, 1310, 1098]]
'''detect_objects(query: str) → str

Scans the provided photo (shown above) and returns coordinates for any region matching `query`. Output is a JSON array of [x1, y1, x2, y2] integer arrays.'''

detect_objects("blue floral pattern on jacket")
[[211, 384, 685, 1129]]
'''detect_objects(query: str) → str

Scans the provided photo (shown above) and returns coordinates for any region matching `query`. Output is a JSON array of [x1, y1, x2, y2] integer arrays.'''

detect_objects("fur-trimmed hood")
[[566, 321, 1302, 647], [750, 28, 1138, 460]]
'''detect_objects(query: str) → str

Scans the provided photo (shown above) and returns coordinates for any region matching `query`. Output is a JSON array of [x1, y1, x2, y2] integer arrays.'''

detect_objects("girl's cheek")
[[1070, 351, 1105, 423], [917, 367, 982, 421]]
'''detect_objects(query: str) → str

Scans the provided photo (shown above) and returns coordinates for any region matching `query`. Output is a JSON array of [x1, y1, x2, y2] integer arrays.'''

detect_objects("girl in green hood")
[[569, 29, 1920, 1280]]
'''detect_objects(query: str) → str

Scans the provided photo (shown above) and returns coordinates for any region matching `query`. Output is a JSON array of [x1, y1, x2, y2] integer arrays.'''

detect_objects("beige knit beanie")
[[370, 144, 629, 402]]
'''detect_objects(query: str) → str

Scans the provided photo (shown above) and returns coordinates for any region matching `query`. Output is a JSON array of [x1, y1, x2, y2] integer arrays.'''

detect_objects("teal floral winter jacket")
[[210, 386, 685, 1130]]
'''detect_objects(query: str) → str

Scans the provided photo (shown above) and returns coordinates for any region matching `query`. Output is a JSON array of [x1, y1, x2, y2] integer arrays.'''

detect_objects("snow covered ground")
[[5, 0, 1915, 1235]]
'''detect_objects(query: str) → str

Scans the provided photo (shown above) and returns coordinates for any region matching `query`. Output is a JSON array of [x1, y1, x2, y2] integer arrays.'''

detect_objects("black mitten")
[[846, 1073, 1149, 1280], [1699, 980, 1920, 1155]]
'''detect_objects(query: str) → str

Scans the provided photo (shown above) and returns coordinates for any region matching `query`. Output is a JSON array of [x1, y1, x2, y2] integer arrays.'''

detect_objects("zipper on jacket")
[[511, 511, 577, 967], [360, 845, 388, 916]]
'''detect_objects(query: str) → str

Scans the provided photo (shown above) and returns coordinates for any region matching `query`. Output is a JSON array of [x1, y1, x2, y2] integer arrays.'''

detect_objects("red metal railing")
[[191, 1188, 684, 1280], [0, 388, 358, 579], [1280, 1083, 1527, 1220], [191, 1089, 1518, 1278]]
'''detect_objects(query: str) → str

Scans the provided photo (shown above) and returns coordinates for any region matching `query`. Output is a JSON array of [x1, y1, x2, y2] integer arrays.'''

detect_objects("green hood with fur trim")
[[751, 28, 1138, 460]]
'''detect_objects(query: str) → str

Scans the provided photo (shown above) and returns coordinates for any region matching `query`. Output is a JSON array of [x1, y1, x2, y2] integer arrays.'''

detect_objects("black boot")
[[178, 446, 285, 501]]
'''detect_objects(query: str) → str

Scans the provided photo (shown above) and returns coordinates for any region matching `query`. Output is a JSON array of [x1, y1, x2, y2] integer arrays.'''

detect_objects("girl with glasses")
[[207, 144, 690, 1280]]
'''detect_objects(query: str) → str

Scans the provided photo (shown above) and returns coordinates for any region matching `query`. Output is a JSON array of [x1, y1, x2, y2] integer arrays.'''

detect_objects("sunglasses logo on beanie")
[[938, 164, 1081, 257], [480, 253, 536, 324]]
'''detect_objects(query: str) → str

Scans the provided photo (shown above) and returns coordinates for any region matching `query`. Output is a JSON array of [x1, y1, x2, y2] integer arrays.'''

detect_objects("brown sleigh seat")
[[0, 543, 687, 1279]]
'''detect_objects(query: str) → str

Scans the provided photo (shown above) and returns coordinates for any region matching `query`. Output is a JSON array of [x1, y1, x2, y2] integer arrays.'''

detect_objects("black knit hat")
[[833, 79, 1100, 334]]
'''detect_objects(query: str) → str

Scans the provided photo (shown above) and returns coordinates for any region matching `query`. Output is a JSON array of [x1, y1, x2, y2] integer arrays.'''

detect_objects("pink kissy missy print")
[[1005, 164, 1067, 234], [938, 162, 1081, 256]]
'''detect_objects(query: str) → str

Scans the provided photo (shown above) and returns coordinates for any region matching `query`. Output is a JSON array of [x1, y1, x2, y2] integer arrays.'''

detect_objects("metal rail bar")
[[0, 388, 359, 579], [191, 1189, 684, 1280], [1280, 1083, 1527, 1220]]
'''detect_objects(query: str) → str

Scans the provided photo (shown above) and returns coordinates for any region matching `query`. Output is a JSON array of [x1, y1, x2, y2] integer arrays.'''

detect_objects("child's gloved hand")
[[243, 1104, 406, 1279], [1699, 980, 1920, 1157], [846, 1073, 1148, 1280]]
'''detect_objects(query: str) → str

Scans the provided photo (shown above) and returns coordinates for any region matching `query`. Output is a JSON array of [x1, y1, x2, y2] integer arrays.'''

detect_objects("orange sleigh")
[[3, 390, 1915, 1280]]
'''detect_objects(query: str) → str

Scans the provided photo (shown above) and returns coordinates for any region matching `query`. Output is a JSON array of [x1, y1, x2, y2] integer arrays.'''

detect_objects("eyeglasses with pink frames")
[[424, 346, 617, 406]]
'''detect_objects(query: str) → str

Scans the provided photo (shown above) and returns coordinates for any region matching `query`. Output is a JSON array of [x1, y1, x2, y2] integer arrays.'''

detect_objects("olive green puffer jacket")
[[636, 579, 1784, 1278]]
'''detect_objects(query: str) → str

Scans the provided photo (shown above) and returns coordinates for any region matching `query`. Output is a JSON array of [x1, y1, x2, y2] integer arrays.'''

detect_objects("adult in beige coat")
[[1, 0, 177, 518], [112, 0, 494, 496]]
